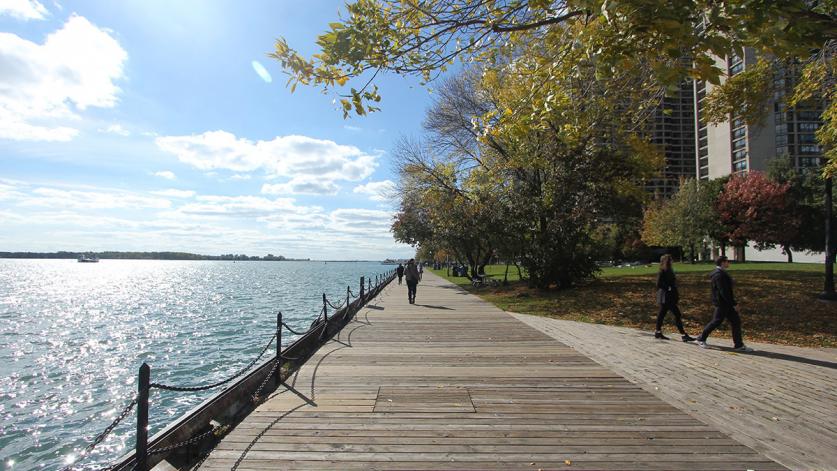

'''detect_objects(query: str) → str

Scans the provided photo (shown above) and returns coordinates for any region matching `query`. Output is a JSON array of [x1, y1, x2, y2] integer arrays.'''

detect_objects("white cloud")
[[0, 178, 410, 258], [0, 0, 48, 20], [174, 195, 319, 218], [100, 123, 130, 136], [261, 177, 339, 196], [22, 187, 171, 210], [152, 189, 195, 198], [229, 174, 251, 181], [0, 180, 26, 200], [353, 180, 395, 202], [154, 170, 176, 180], [251, 60, 272, 83], [328, 208, 393, 234], [155, 131, 378, 183], [343, 125, 362, 132], [0, 14, 127, 141]]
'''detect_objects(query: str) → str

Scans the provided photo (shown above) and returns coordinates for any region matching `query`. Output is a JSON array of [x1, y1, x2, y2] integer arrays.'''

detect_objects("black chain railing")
[[58, 396, 139, 471], [88, 269, 397, 471], [148, 424, 228, 457], [149, 334, 277, 392]]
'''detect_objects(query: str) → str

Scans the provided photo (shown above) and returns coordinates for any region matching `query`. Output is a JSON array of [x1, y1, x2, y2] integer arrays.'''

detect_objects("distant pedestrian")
[[396, 263, 404, 285], [418, 262, 423, 280], [405, 259, 420, 304], [654, 254, 695, 342], [696, 256, 753, 352]]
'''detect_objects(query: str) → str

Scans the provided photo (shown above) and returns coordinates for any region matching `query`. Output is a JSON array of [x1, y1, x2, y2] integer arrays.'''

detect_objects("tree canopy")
[[271, 0, 835, 117]]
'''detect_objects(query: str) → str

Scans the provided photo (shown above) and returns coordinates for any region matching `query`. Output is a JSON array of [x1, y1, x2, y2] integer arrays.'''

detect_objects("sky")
[[0, 0, 433, 260]]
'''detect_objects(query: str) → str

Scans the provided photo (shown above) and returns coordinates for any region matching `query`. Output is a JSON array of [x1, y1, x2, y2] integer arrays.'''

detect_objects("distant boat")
[[78, 255, 99, 263]]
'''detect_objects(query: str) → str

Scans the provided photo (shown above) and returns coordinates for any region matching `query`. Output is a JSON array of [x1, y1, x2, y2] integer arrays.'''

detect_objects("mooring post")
[[276, 312, 282, 382], [359, 276, 365, 299], [136, 362, 150, 471], [322, 293, 328, 324], [346, 285, 351, 317]]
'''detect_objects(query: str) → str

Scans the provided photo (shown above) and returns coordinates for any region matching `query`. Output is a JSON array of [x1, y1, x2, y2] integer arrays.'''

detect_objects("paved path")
[[202, 273, 787, 470], [511, 313, 837, 470]]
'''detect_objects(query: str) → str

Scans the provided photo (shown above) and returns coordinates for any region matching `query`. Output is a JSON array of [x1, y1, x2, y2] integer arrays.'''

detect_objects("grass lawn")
[[430, 262, 837, 348]]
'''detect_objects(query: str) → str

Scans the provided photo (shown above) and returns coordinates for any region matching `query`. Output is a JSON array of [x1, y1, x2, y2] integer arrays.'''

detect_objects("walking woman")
[[655, 254, 695, 342]]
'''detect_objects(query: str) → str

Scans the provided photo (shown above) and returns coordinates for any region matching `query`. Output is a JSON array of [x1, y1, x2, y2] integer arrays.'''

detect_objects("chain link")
[[150, 334, 276, 392], [324, 296, 346, 310], [58, 396, 138, 471], [251, 358, 280, 404], [147, 425, 228, 457], [280, 321, 307, 336]]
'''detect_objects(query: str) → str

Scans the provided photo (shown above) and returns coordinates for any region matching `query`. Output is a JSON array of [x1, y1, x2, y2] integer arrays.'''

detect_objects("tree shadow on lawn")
[[482, 270, 837, 348]]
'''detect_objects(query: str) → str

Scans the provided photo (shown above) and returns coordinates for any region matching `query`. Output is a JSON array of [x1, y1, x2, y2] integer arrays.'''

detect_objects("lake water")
[[0, 259, 391, 470]]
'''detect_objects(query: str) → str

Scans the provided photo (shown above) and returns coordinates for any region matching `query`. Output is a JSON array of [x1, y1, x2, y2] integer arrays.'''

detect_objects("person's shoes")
[[681, 334, 696, 342], [733, 345, 754, 353], [654, 331, 669, 340], [696, 340, 708, 348]]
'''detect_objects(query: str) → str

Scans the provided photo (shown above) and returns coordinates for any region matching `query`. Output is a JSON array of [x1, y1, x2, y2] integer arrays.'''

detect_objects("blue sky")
[[0, 0, 430, 259]]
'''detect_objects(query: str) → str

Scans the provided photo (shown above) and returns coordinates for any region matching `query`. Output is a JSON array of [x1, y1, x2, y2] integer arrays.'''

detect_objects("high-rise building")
[[646, 81, 697, 199], [692, 49, 824, 262], [695, 49, 824, 180]]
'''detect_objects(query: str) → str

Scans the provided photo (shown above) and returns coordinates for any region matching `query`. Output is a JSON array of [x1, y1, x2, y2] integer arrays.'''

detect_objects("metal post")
[[276, 312, 282, 381], [360, 276, 365, 299], [322, 293, 328, 324], [346, 286, 351, 317], [136, 363, 150, 471]]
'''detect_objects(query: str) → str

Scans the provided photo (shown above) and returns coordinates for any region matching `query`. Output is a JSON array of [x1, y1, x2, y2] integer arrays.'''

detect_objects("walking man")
[[396, 263, 404, 285], [405, 259, 420, 304], [696, 256, 753, 352]]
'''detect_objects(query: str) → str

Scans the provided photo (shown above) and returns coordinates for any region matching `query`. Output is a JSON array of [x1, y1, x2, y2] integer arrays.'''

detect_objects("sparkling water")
[[0, 259, 390, 470]]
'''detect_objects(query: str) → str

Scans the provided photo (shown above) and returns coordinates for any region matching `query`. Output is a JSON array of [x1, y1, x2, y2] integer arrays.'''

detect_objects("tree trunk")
[[823, 176, 835, 298], [514, 262, 523, 281], [689, 244, 695, 264], [720, 240, 727, 257], [783, 245, 793, 263], [503, 263, 510, 285]]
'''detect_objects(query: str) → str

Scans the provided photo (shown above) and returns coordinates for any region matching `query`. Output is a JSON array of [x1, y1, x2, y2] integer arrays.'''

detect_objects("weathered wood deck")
[[201, 272, 786, 470], [512, 313, 837, 470]]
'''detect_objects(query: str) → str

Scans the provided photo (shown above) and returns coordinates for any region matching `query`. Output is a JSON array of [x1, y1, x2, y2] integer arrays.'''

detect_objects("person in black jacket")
[[396, 263, 404, 285], [654, 254, 696, 342], [696, 256, 753, 352]]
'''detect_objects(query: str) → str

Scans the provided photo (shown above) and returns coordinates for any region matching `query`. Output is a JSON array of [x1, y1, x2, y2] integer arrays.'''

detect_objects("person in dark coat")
[[396, 263, 404, 285], [654, 254, 695, 342], [404, 259, 420, 304], [696, 256, 753, 352]]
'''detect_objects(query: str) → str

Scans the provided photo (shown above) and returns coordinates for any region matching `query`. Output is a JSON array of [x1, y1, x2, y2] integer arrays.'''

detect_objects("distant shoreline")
[[0, 251, 311, 261]]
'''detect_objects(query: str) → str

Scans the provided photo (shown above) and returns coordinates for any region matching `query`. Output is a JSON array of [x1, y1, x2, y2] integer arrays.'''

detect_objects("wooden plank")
[[199, 272, 788, 470]]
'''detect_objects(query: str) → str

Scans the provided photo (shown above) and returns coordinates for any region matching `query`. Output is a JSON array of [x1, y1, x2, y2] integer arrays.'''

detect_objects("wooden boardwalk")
[[201, 273, 786, 470], [512, 313, 837, 470]]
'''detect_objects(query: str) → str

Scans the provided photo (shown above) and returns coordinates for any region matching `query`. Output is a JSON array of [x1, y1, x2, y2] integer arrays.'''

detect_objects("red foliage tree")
[[716, 172, 801, 262]]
